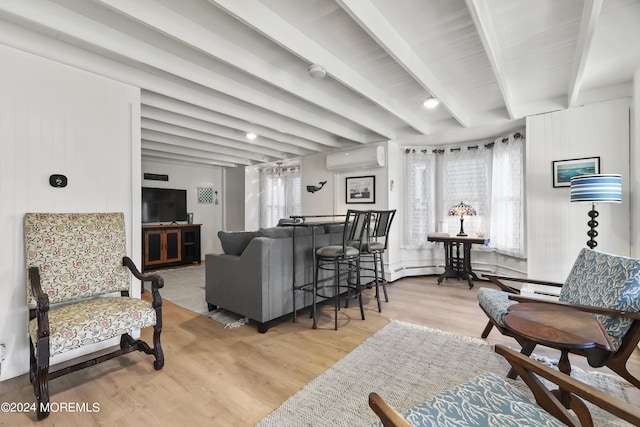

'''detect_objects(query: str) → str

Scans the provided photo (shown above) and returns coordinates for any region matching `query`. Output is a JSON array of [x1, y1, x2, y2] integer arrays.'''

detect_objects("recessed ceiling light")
[[246, 132, 257, 140], [423, 97, 440, 109]]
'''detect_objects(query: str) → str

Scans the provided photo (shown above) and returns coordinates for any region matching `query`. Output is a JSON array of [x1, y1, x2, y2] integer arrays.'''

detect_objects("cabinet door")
[[145, 229, 164, 266], [181, 225, 200, 263], [164, 228, 182, 263]]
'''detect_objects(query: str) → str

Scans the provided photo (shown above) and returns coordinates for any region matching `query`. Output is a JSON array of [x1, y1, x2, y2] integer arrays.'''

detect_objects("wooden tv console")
[[142, 224, 201, 271]]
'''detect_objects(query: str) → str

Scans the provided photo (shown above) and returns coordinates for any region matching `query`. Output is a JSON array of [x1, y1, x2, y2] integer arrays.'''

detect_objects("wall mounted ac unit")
[[326, 145, 385, 171]]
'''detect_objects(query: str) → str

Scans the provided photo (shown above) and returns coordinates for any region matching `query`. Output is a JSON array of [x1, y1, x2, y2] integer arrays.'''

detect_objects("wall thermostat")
[[49, 174, 68, 188]]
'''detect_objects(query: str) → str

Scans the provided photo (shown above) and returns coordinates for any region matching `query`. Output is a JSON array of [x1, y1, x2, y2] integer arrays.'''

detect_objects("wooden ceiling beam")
[[97, 0, 394, 141], [0, 1, 353, 147], [465, 0, 517, 119], [568, 0, 603, 107], [337, 0, 467, 128], [209, 0, 431, 135], [141, 122, 282, 163], [141, 138, 253, 166], [141, 150, 237, 168]]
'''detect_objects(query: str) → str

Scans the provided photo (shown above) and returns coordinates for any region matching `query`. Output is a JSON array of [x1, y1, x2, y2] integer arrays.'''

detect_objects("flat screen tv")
[[142, 187, 187, 223]]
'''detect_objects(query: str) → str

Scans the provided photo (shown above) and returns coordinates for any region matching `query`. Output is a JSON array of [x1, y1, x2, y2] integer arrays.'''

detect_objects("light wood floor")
[[1, 275, 639, 426]]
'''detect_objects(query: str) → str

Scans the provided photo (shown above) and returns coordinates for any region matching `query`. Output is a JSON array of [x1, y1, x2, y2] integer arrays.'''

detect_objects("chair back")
[[343, 209, 371, 251], [559, 248, 640, 350], [369, 210, 396, 250], [24, 213, 130, 309]]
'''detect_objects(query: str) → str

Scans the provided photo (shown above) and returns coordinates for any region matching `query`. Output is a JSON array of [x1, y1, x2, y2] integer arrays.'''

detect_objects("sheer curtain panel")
[[404, 150, 436, 246], [260, 166, 301, 228], [442, 146, 491, 238], [490, 133, 524, 256]]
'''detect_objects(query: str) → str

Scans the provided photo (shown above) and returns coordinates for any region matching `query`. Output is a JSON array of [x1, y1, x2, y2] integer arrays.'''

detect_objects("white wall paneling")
[[0, 45, 140, 380], [526, 98, 631, 281]]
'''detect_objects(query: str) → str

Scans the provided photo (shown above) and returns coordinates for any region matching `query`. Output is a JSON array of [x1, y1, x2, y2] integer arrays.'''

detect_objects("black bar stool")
[[313, 209, 370, 330], [358, 210, 396, 312]]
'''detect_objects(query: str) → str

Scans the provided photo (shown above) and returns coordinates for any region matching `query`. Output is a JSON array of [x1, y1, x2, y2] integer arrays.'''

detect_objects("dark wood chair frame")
[[369, 345, 640, 427], [481, 274, 640, 388], [29, 257, 164, 420]]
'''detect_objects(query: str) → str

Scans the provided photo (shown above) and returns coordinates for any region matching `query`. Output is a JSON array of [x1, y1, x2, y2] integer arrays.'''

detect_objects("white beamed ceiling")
[[1, 0, 639, 167]]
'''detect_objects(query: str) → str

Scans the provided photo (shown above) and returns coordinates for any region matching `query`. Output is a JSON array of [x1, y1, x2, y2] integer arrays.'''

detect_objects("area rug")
[[144, 265, 211, 314], [256, 320, 633, 427], [144, 265, 248, 327]]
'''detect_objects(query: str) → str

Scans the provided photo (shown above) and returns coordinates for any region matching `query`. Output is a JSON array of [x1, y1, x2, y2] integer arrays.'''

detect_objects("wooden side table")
[[427, 234, 489, 288], [504, 302, 613, 426]]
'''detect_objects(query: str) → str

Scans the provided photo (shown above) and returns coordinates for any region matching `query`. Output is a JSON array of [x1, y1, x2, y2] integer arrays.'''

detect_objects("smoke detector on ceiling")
[[308, 64, 327, 79]]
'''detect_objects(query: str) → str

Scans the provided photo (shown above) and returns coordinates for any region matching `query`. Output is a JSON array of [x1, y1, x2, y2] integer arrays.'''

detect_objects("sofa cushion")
[[29, 296, 156, 357], [257, 227, 293, 238], [218, 231, 257, 255], [477, 287, 518, 328]]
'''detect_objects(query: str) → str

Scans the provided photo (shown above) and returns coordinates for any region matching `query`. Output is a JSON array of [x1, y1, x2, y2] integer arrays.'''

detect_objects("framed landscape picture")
[[346, 175, 375, 204], [552, 157, 600, 188]]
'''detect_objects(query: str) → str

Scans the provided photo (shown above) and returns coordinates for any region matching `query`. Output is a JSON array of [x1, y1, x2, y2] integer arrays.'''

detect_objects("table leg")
[[437, 242, 452, 284], [462, 243, 475, 289]]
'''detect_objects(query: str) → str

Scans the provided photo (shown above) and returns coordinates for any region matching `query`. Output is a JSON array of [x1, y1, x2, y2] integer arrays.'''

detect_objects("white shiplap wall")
[[0, 45, 140, 380], [526, 98, 631, 281]]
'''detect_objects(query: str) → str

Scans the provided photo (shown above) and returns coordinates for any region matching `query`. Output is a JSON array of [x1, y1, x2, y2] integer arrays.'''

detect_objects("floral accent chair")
[[477, 248, 640, 387], [369, 345, 640, 427], [25, 213, 164, 420]]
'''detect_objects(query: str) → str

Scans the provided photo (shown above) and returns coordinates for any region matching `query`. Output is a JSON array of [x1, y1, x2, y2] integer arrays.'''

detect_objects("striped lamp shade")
[[570, 174, 622, 203]]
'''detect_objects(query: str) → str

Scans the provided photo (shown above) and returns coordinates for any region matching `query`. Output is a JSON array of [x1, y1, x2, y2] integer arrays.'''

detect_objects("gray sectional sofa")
[[205, 224, 344, 332]]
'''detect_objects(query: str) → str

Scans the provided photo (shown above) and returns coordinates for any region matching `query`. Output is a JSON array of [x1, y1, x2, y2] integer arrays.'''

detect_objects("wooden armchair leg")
[[481, 320, 494, 338], [33, 340, 50, 420], [607, 358, 640, 389], [152, 322, 164, 370], [507, 341, 537, 380]]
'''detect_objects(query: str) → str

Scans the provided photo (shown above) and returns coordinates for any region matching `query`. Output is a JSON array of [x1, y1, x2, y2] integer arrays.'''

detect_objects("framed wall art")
[[197, 187, 213, 204], [345, 175, 375, 204], [552, 157, 600, 188]]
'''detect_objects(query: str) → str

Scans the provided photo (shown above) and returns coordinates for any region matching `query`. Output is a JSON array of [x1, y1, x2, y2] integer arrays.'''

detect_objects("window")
[[404, 150, 435, 246], [442, 146, 491, 238], [404, 132, 525, 255], [260, 165, 301, 228]]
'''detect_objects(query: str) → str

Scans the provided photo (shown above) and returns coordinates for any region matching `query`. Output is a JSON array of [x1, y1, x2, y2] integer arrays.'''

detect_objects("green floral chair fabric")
[[477, 248, 640, 388], [25, 213, 164, 420]]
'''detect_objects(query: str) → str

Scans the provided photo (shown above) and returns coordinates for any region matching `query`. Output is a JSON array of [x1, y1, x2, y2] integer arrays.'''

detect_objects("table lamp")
[[448, 201, 477, 237], [570, 174, 622, 249]]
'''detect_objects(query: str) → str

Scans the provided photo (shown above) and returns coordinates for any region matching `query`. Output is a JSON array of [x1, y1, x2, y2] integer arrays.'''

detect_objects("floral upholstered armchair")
[[25, 213, 164, 420]]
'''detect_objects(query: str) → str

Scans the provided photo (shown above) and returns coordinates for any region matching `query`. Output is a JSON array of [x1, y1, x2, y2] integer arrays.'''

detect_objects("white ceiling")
[[1, 0, 639, 168]]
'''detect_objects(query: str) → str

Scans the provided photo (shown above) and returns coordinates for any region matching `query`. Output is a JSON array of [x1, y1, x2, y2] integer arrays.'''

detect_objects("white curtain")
[[442, 145, 491, 238], [403, 131, 525, 255], [404, 149, 436, 246], [490, 133, 524, 256], [260, 166, 301, 228]]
